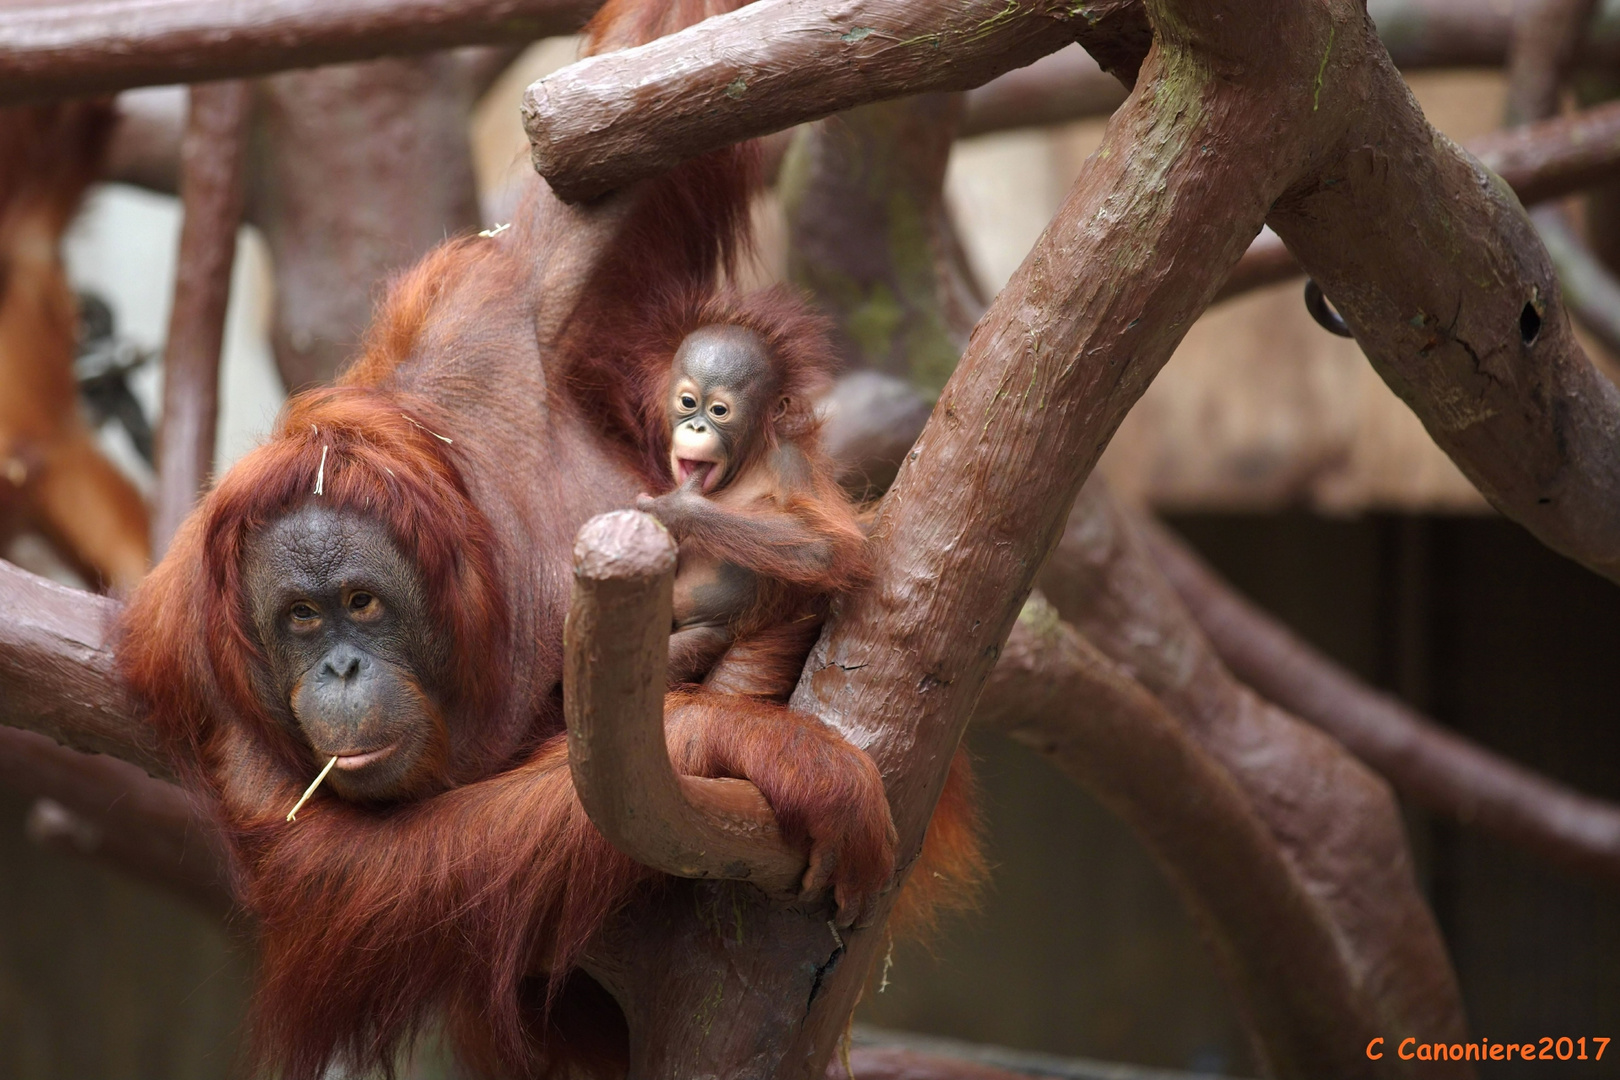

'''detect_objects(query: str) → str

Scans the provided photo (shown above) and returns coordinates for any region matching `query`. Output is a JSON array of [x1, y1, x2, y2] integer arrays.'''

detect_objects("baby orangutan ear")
[[774, 396, 791, 421]]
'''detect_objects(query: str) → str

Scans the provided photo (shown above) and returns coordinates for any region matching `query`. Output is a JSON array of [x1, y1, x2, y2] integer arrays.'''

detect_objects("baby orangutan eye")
[[709, 402, 729, 419], [679, 393, 698, 411]]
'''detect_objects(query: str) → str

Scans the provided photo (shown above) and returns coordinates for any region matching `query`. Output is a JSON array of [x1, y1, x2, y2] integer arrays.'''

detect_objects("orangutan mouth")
[[333, 744, 397, 771], [676, 458, 723, 492]]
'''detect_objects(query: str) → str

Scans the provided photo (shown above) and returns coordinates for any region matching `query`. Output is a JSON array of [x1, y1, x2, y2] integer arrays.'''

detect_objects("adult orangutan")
[[116, 1, 978, 1077], [0, 100, 149, 590]]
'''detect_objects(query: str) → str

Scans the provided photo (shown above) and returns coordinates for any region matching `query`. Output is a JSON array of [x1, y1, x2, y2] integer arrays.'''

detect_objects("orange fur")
[[0, 101, 148, 589], [115, 3, 979, 1077]]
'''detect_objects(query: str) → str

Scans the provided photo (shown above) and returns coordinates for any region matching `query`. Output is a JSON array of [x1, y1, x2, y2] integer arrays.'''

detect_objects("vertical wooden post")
[[150, 80, 251, 557]]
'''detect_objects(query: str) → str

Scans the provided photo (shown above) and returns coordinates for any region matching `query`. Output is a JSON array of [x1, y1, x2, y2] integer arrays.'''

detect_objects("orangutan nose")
[[320, 645, 364, 683]]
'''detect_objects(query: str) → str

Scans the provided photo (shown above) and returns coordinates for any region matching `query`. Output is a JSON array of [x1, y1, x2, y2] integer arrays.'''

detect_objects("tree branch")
[[0, 725, 229, 916], [977, 606, 1393, 1077], [961, 45, 1127, 137], [781, 93, 974, 391], [151, 81, 250, 557], [522, 0, 1122, 202], [1141, 519, 1620, 887], [1265, 22, 1620, 582], [964, 2, 1620, 138], [0, 0, 599, 107], [1219, 100, 1620, 306], [1035, 483, 1470, 1075], [248, 56, 486, 390], [0, 561, 160, 775], [564, 510, 806, 892]]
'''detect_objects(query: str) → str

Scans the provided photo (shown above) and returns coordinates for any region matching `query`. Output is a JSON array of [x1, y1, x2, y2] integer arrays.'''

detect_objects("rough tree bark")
[[0, 562, 157, 773], [0, 0, 597, 106], [1220, 101, 1620, 305], [522, 0, 1150, 202], [150, 80, 250, 556], [782, 52, 1474, 1075]]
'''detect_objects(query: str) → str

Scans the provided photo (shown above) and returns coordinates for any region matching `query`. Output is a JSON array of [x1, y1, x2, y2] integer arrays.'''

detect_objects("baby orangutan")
[[636, 321, 868, 697]]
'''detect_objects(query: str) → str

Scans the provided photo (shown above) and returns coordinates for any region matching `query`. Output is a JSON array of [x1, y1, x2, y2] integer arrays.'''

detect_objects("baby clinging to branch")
[[636, 299, 869, 699]]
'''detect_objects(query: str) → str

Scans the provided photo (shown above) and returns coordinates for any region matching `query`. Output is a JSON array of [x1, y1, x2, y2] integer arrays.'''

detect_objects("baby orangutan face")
[[667, 325, 781, 494], [243, 503, 452, 802]]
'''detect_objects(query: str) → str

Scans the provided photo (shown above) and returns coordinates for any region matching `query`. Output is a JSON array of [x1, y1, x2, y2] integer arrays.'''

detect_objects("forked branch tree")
[[4, 0, 1620, 1078]]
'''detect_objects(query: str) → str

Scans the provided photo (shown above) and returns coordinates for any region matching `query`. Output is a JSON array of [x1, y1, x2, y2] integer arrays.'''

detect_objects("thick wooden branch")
[[1142, 520, 1620, 888], [0, 561, 160, 774], [1273, 21, 1620, 582], [1219, 101, 1620, 305], [1036, 485, 1474, 1073], [523, 0, 1128, 202], [0, 0, 598, 107], [564, 510, 806, 892], [151, 81, 250, 556], [768, 8, 1362, 1075]]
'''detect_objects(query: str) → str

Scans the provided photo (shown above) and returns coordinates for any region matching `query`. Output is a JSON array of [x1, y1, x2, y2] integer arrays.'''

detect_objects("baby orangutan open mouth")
[[675, 456, 722, 491]]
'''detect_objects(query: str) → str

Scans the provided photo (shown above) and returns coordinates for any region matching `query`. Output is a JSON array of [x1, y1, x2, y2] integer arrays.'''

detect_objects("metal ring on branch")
[[563, 509, 807, 893], [1303, 279, 1354, 337]]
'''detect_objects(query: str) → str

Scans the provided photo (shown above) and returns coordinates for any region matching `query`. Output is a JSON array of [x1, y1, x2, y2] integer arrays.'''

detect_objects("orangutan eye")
[[709, 402, 729, 419], [348, 592, 376, 613], [289, 602, 319, 623], [679, 393, 698, 411]]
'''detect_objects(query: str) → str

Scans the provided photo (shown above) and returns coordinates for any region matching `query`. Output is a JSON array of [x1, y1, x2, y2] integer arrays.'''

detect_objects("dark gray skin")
[[637, 326, 837, 685], [242, 502, 450, 802]]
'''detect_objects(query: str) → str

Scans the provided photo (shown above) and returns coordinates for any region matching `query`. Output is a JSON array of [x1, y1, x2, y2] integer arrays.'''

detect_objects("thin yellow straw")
[[287, 756, 338, 822]]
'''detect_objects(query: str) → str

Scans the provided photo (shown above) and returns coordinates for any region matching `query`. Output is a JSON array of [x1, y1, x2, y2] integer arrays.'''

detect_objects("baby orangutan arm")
[[636, 477, 853, 588]]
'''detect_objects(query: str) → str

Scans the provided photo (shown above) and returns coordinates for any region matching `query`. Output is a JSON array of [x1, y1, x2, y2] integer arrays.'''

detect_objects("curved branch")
[[1141, 521, 1620, 887], [523, 0, 1118, 202], [563, 510, 805, 892], [1269, 32, 1620, 584], [978, 606, 1389, 1077], [0, 0, 599, 107]]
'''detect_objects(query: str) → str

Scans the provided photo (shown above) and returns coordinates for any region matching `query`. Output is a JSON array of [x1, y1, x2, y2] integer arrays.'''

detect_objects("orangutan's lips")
[[333, 745, 397, 771], [677, 459, 715, 486]]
